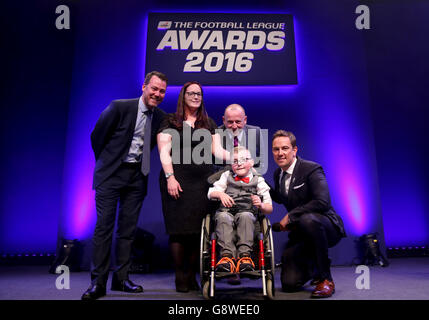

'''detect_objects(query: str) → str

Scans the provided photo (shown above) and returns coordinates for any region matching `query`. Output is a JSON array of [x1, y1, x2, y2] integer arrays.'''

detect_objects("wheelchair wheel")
[[200, 214, 211, 287], [262, 218, 275, 275], [202, 280, 214, 300], [262, 217, 276, 299], [266, 279, 275, 300]]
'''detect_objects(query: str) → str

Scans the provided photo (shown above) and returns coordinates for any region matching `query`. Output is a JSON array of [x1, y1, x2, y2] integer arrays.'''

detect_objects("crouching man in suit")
[[270, 130, 346, 298]]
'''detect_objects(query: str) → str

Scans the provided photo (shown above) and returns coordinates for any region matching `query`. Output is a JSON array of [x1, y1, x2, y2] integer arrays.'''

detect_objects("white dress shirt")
[[208, 170, 272, 205], [279, 157, 297, 195], [124, 96, 150, 162]]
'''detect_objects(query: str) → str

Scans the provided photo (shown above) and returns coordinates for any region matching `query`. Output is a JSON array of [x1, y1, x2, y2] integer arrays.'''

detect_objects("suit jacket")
[[270, 156, 346, 237], [91, 98, 166, 189], [217, 124, 266, 172]]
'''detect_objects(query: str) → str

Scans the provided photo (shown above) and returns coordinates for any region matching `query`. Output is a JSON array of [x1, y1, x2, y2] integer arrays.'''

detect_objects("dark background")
[[145, 12, 298, 85], [1, 0, 428, 269]]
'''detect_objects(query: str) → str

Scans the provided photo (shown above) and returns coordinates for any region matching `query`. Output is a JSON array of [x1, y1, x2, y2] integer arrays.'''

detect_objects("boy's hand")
[[251, 194, 262, 208], [219, 192, 235, 208]]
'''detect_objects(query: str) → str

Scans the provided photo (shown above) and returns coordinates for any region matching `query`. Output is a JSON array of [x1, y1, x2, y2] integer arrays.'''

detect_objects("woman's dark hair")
[[173, 81, 210, 129]]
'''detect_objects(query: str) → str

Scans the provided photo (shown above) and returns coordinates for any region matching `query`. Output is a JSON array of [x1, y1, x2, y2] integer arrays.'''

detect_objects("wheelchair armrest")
[[207, 166, 231, 185]]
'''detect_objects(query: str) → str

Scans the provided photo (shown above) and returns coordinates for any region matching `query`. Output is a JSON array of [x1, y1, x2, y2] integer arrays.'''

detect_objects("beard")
[[143, 95, 160, 108], [227, 128, 242, 137]]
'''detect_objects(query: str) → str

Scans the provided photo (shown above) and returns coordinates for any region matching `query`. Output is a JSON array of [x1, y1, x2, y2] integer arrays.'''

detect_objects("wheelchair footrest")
[[215, 272, 238, 279], [239, 270, 263, 279]]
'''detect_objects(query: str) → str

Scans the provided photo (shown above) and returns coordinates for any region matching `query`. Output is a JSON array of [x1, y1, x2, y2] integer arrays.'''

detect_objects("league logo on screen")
[[157, 21, 172, 30], [146, 13, 298, 85]]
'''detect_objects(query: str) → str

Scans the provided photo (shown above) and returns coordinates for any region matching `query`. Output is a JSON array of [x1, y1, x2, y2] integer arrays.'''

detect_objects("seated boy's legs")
[[235, 211, 256, 272], [214, 211, 236, 272]]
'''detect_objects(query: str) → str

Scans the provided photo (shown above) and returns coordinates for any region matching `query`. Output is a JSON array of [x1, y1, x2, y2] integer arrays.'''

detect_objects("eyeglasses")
[[185, 91, 202, 98], [232, 157, 251, 165]]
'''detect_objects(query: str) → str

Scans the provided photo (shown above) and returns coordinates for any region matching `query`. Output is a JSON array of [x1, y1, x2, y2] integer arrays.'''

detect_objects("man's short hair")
[[144, 71, 168, 85], [233, 146, 251, 156], [272, 130, 297, 148], [224, 104, 246, 116]]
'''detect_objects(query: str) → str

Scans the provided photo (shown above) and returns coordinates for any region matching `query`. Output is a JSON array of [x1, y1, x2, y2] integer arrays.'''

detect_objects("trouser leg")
[[281, 241, 312, 292], [113, 173, 146, 281], [92, 179, 121, 286], [235, 211, 256, 257], [214, 211, 236, 257], [295, 213, 342, 281]]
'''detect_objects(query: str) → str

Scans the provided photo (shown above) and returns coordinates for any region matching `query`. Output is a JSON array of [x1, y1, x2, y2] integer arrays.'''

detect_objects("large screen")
[[145, 12, 298, 85]]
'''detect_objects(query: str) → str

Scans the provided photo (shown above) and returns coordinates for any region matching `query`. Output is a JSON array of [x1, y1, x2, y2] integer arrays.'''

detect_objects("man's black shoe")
[[111, 279, 143, 293], [81, 284, 106, 300]]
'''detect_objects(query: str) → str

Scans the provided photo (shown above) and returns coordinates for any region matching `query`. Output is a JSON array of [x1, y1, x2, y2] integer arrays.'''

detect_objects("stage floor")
[[0, 257, 428, 300]]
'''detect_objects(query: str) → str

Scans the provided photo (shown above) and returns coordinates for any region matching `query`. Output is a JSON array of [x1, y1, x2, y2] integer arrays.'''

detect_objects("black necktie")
[[280, 171, 288, 196], [141, 109, 153, 175]]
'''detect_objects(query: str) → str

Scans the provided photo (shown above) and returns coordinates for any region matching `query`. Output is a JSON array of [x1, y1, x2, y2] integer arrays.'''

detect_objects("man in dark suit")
[[221, 104, 266, 174], [210, 104, 267, 184], [81, 71, 168, 300], [270, 130, 346, 298]]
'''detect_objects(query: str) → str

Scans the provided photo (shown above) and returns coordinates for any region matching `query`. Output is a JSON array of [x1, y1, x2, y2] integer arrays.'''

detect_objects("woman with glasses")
[[157, 81, 228, 292]]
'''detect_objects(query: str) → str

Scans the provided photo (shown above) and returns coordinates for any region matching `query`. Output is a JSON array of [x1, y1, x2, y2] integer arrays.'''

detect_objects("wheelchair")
[[199, 208, 276, 299]]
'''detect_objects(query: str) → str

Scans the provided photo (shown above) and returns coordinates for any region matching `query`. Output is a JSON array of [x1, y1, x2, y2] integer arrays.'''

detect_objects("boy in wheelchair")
[[207, 146, 273, 274]]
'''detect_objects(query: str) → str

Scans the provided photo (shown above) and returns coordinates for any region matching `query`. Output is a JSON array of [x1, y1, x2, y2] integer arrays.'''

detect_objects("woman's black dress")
[[158, 114, 218, 235]]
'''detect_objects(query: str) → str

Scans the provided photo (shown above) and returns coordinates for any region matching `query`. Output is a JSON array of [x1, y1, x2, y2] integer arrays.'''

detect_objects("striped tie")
[[233, 136, 239, 147], [141, 110, 153, 175]]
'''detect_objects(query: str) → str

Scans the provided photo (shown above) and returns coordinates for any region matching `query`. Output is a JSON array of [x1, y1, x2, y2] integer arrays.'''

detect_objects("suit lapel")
[[126, 99, 139, 144], [130, 98, 139, 132], [274, 167, 281, 192], [243, 125, 248, 146], [289, 157, 300, 189], [287, 157, 301, 205]]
